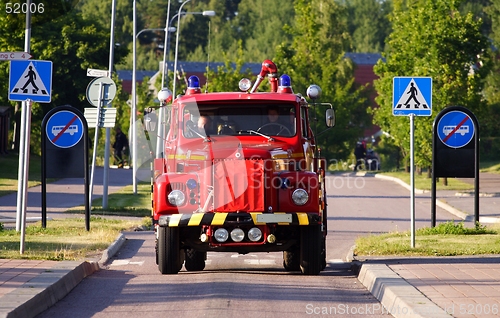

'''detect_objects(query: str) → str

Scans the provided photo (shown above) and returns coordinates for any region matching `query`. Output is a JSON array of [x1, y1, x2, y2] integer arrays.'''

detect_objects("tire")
[[300, 225, 322, 275], [157, 226, 181, 274], [321, 237, 327, 270], [283, 248, 300, 271], [184, 248, 206, 271]]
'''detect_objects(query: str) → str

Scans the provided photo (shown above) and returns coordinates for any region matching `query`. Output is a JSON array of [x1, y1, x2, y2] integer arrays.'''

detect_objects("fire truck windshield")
[[182, 104, 297, 138]]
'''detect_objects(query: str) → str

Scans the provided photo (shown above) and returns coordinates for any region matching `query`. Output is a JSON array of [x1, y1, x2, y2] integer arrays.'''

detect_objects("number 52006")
[[6, 2, 45, 14]]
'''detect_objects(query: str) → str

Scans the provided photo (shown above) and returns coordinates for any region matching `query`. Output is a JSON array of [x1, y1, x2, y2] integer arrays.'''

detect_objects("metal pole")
[[16, 0, 31, 235], [156, 0, 172, 159], [20, 99, 32, 254], [103, 0, 117, 209], [172, 0, 191, 99], [132, 0, 137, 193], [410, 114, 415, 248], [16, 100, 26, 232], [90, 83, 104, 209]]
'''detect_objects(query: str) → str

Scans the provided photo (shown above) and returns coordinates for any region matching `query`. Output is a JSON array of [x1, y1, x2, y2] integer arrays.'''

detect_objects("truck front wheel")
[[184, 248, 206, 271], [158, 226, 182, 274], [300, 225, 322, 275]]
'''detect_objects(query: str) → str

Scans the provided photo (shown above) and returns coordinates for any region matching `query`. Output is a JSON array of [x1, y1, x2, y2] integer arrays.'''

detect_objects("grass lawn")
[[0, 217, 147, 260], [0, 153, 43, 197], [355, 222, 500, 257], [0, 153, 152, 260]]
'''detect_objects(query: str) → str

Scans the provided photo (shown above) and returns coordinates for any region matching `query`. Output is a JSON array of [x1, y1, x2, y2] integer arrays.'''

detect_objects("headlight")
[[167, 190, 185, 206], [230, 228, 245, 242], [248, 227, 262, 242], [291, 188, 309, 206], [214, 228, 229, 242]]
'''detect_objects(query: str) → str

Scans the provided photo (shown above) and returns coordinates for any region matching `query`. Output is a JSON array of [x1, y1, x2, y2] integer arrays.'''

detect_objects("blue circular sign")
[[437, 110, 474, 148], [45, 110, 84, 148]]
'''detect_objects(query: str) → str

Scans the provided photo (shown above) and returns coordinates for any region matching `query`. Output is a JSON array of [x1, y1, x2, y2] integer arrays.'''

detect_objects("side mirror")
[[144, 108, 157, 132], [325, 108, 335, 127]]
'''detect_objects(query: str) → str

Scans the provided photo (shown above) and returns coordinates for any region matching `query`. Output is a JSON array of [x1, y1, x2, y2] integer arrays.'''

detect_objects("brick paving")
[[0, 259, 58, 298], [383, 258, 500, 317]]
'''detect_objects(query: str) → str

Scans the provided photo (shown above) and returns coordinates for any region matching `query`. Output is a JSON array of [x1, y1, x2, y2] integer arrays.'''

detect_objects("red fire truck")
[[151, 60, 335, 275]]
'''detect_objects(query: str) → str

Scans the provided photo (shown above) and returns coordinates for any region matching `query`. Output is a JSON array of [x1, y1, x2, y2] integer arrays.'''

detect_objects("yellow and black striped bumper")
[[158, 212, 321, 227]]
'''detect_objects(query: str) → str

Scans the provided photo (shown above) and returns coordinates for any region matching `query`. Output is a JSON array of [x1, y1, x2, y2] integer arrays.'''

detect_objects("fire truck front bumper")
[[157, 212, 323, 253], [157, 212, 321, 227]]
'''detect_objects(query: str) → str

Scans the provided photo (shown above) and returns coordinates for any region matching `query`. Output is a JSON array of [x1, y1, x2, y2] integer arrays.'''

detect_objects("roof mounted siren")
[[277, 74, 294, 94], [249, 59, 278, 93], [186, 75, 201, 95]]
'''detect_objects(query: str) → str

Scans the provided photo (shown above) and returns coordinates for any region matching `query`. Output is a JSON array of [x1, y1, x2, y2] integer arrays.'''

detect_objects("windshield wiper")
[[246, 130, 274, 141], [187, 125, 212, 142]]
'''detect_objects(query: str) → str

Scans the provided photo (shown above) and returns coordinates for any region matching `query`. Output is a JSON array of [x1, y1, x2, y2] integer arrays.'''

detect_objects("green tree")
[[344, 0, 392, 52], [479, 0, 500, 162], [207, 0, 294, 63], [275, 0, 371, 161], [205, 41, 255, 92], [0, 1, 128, 154], [372, 0, 491, 168]]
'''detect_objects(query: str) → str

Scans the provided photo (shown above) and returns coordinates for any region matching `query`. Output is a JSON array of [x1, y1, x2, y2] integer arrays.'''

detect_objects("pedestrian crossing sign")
[[393, 77, 432, 116], [9, 60, 52, 103]]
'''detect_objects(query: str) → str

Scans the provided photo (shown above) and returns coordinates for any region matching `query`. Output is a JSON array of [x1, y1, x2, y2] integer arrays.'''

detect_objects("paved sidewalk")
[[1, 170, 499, 317], [0, 167, 134, 318], [358, 172, 500, 318]]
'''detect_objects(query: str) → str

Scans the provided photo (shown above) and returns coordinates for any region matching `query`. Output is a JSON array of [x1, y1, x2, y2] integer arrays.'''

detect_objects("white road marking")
[[110, 259, 145, 266]]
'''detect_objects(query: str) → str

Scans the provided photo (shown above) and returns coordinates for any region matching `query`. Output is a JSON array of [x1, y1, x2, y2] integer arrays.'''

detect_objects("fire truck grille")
[[167, 182, 186, 192], [212, 159, 264, 212]]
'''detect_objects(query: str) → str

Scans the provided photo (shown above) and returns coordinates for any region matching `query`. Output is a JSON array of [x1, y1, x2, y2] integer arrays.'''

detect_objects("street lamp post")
[[155, 3, 215, 158], [133, 0, 216, 172], [133, 0, 171, 193], [171, 4, 215, 98]]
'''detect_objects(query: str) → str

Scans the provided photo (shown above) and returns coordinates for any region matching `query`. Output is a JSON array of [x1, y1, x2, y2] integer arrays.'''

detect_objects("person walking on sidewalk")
[[353, 140, 366, 171], [113, 127, 129, 168]]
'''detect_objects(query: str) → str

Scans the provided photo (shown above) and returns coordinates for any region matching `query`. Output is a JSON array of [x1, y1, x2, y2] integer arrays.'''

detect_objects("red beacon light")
[[277, 74, 293, 94], [186, 75, 201, 95]]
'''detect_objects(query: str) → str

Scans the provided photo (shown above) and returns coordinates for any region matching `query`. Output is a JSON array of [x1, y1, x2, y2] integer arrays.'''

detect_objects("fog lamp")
[[230, 228, 245, 242], [214, 228, 229, 242], [248, 227, 262, 242]]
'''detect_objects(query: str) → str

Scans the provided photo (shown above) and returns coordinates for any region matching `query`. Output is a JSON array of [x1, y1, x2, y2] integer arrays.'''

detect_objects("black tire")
[[184, 248, 206, 271], [321, 190, 328, 271], [283, 248, 300, 271], [157, 226, 181, 274], [321, 237, 327, 270], [300, 225, 322, 275]]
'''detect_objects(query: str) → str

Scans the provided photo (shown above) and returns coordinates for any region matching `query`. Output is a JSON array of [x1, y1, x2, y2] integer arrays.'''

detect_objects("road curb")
[[357, 263, 450, 318], [374, 174, 427, 194], [2, 261, 99, 318], [99, 233, 127, 267]]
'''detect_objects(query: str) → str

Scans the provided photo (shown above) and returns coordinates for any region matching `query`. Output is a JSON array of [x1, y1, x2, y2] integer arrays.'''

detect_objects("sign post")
[[41, 106, 90, 230], [8, 58, 53, 254], [85, 77, 117, 210], [432, 106, 479, 226], [393, 77, 432, 248]]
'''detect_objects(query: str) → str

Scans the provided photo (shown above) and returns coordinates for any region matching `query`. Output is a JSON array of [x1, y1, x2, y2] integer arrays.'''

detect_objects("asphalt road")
[[35, 174, 462, 317]]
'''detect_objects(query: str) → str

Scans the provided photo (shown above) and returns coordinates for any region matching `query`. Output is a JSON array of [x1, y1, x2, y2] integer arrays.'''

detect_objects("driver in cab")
[[186, 115, 214, 137], [259, 107, 293, 136]]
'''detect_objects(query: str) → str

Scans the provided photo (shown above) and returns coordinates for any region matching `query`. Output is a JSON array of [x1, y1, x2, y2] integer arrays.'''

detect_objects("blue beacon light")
[[186, 75, 201, 94], [278, 74, 293, 93]]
